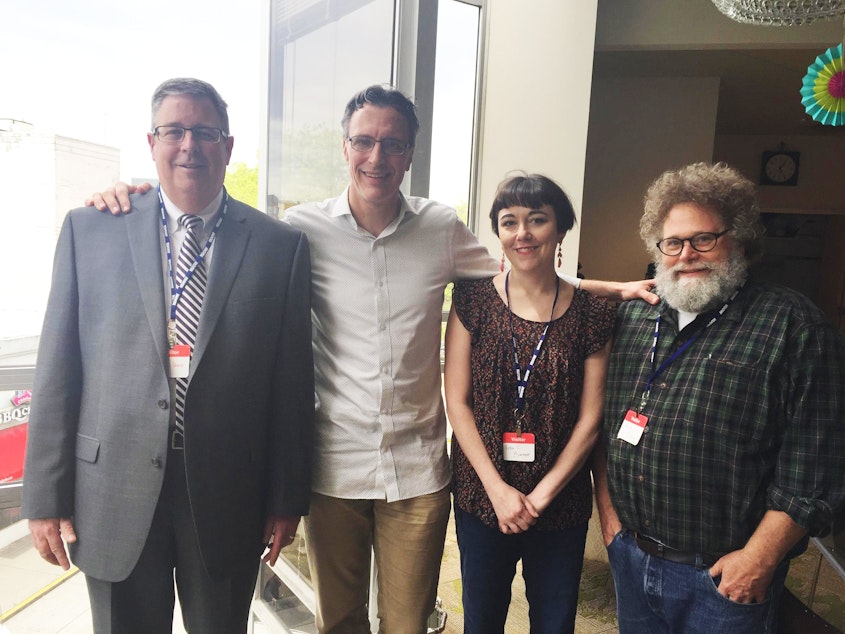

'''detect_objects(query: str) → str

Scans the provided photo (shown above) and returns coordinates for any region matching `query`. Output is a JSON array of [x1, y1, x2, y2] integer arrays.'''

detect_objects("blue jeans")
[[454, 505, 587, 634], [606, 530, 789, 634]]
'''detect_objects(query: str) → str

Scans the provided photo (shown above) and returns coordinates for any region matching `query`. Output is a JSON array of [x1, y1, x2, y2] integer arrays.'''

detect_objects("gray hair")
[[151, 78, 229, 134], [640, 162, 765, 263]]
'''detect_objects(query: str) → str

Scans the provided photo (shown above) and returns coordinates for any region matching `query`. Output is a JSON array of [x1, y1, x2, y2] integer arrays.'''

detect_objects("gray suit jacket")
[[22, 190, 314, 582]]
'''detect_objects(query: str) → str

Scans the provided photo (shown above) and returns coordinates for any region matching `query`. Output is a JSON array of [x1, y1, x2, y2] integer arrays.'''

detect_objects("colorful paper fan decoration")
[[801, 43, 845, 126]]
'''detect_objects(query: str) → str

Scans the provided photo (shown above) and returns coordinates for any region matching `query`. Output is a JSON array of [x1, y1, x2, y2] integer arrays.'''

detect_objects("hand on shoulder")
[[86, 181, 153, 215], [580, 278, 659, 304]]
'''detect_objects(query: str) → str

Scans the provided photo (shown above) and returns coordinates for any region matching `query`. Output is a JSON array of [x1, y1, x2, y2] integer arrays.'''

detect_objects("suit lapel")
[[125, 193, 169, 372], [191, 200, 250, 372]]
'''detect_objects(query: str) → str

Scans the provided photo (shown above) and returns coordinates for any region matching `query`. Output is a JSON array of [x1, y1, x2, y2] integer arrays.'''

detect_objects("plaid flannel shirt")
[[603, 279, 845, 553]]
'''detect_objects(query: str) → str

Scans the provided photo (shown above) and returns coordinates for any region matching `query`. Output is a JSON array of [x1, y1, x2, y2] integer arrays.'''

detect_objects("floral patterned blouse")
[[451, 277, 614, 531]]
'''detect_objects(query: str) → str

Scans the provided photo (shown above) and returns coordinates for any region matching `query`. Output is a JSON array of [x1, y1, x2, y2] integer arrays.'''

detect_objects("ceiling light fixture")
[[711, 0, 845, 26]]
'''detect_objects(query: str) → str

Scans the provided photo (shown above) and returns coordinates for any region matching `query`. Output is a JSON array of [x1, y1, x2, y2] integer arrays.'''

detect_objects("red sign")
[[0, 390, 30, 483]]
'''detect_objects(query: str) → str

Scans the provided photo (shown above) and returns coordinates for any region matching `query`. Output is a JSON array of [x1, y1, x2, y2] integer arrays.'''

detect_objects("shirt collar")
[[677, 309, 698, 330], [161, 188, 224, 234], [332, 185, 419, 230]]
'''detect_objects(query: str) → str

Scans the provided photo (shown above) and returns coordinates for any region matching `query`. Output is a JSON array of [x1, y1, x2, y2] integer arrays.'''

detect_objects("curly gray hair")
[[640, 162, 764, 263]]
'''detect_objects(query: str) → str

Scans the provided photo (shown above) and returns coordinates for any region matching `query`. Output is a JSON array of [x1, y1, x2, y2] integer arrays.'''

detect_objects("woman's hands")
[[487, 480, 539, 534]]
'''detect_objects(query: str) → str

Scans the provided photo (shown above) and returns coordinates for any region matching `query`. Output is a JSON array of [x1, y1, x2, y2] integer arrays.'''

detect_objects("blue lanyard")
[[637, 282, 743, 412], [506, 272, 560, 433], [160, 187, 228, 338]]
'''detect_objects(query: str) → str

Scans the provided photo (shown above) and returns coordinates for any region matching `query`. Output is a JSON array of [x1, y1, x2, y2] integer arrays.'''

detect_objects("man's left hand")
[[709, 549, 773, 604], [262, 516, 301, 566]]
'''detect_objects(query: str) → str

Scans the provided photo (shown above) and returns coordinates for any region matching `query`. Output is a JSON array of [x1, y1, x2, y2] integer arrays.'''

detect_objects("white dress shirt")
[[286, 187, 498, 501], [159, 187, 224, 298]]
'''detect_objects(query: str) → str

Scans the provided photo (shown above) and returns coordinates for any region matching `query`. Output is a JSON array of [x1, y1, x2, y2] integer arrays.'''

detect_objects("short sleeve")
[[579, 291, 615, 356], [453, 277, 494, 338]]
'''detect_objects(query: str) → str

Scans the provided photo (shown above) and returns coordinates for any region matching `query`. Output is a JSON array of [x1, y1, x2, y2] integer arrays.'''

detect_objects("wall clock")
[[760, 150, 800, 186]]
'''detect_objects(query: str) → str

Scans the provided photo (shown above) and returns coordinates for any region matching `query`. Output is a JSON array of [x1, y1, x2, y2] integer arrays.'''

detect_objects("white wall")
[[475, 0, 599, 277], [580, 76, 720, 282]]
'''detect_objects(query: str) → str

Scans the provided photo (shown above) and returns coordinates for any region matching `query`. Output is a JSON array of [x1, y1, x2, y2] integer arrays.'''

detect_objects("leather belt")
[[634, 533, 721, 567], [170, 428, 185, 450]]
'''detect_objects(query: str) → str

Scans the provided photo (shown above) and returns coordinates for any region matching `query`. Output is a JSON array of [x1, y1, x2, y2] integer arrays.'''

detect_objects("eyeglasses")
[[656, 230, 729, 256], [153, 125, 229, 144], [346, 136, 411, 156]]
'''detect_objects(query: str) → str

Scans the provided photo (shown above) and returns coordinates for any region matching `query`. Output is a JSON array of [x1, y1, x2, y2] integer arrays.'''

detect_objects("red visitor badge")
[[503, 432, 535, 462]]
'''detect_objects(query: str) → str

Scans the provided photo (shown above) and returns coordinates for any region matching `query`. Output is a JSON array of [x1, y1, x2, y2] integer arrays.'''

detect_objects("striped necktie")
[[173, 214, 207, 443]]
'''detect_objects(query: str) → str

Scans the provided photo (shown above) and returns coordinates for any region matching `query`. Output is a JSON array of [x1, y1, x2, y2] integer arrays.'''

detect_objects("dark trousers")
[[85, 450, 259, 633], [455, 505, 588, 634]]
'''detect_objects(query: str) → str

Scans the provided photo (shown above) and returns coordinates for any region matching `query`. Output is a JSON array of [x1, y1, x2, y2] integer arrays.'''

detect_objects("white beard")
[[654, 250, 748, 313]]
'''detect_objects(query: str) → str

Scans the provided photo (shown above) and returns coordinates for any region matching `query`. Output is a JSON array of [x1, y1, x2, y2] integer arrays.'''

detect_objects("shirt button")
[[638, 474, 646, 482], [157, 399, 168, 409], [151, 457, 162, 468], [644, 519, 651, 527]]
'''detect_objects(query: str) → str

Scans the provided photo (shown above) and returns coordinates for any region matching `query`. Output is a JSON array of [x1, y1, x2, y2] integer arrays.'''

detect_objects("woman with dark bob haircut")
[[489, 173, 576, 238], [445, 172, 613, 633]]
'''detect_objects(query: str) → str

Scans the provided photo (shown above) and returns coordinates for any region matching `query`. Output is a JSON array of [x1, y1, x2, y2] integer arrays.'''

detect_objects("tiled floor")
[[4, 512, 843, 634], [1, 533, 92, 633], [0, 524, 185, 634], [0, 511, 616, 634]]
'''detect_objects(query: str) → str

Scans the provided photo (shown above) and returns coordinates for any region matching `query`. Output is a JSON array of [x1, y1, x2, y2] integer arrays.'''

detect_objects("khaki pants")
[[304, 487, 451, 633]]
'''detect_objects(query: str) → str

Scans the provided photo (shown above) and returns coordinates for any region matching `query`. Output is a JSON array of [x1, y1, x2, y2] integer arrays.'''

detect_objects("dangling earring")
[[556, 243, 562, 269], [500, 252, 506, 272]]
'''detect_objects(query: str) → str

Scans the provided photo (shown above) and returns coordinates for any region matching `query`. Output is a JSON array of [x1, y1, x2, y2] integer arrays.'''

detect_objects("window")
[[266, 0, 395, 215], [430, 0, 482, 229], [258, 2, 484, 630]]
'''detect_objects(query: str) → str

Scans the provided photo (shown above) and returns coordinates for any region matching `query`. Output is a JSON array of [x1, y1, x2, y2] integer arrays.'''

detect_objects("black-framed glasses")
[[656, 230, 729, 256], [153, 125, 229, 144], [346, 136, 412, 156]]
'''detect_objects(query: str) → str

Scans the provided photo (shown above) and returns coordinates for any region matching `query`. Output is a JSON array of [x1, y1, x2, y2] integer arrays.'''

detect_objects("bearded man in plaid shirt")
[[593, 162, 844, 633]]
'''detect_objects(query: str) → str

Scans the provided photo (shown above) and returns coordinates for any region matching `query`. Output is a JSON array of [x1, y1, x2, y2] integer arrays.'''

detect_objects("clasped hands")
[[488, 481, 542, 534]]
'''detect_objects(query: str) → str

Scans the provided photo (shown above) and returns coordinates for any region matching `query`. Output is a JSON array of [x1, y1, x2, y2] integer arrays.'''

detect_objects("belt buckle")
[[170, 429, 185, 450]]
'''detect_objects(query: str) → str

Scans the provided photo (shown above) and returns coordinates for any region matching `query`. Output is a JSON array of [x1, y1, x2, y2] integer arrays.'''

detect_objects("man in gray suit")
[[21, 77, 314, 633]]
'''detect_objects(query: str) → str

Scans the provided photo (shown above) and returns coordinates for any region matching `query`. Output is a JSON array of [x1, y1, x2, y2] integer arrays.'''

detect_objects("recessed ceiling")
[[592, 48, 845, 137]]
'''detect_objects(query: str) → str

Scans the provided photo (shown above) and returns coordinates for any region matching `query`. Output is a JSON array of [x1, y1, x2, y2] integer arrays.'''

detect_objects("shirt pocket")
[[698, 353, 777, 448]]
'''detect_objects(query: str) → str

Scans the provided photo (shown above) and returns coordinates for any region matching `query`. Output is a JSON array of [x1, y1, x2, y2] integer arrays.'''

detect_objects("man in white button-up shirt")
[[284, 86, 487, 633]]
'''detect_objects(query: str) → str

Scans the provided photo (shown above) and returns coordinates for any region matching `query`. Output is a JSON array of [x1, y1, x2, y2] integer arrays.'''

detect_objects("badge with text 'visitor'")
[[618, 410, 648, 446], [169, 344, 191, 378], [503, 432, 535, 462]]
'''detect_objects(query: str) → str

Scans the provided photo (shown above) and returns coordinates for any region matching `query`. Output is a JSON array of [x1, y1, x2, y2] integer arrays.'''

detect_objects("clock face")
[[764, 153, 797, 183]]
